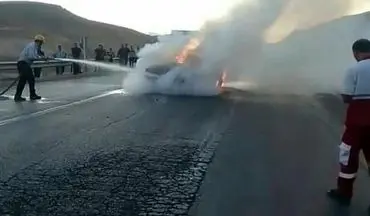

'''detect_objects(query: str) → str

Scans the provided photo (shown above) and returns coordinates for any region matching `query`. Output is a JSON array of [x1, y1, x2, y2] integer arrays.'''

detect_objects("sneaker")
[[30, 95, 42, 100], [327, 189, 351, 206], [14, 97, 26, 102]]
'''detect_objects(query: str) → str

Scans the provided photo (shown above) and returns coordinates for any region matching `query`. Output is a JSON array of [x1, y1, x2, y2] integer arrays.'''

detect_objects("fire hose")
[[0, 76, 20, 97], [0, 58, 55, 97]]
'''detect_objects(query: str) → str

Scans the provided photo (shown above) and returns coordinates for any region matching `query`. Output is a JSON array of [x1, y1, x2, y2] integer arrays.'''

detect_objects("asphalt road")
[[0, 73, 369, 216]]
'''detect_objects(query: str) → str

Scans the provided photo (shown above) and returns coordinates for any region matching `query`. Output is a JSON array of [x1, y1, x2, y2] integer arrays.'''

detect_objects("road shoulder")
[[189, 95, 370, 216]]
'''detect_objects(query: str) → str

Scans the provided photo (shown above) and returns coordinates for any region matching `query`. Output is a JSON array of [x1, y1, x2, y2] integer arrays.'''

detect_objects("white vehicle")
[[142, 55, 226, 94]]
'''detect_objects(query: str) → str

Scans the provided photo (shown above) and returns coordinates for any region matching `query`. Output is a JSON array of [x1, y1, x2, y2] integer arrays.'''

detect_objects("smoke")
[[259, 0, 370, 94], [123, 0, 370, 96], [265, 0, 354, 42]]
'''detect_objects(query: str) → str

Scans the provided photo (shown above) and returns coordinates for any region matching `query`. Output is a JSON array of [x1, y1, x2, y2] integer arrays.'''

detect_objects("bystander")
[[53, 44, 67, 75], [71, 43, 82, 75], [117, 44, 129, 66]]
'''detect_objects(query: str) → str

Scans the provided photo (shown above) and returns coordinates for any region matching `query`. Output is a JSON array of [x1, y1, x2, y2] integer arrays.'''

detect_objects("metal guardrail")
[[0, 60, 72, 70], [0, 57, 122, 71]]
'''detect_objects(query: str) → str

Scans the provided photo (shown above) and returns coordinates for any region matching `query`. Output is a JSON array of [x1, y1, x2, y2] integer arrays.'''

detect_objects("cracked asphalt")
[[1, 73, 370, 215]]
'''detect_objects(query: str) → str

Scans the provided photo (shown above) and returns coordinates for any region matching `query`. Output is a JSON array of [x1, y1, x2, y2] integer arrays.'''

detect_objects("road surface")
[[0, 72, 369, 215]]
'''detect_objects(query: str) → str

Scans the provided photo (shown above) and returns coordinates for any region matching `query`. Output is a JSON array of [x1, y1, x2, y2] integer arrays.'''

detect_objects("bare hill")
[[284, 12, 370, 88], [277, 11, 370, 68], [0, 1, 154, 60], [248, 11, 370, 93]]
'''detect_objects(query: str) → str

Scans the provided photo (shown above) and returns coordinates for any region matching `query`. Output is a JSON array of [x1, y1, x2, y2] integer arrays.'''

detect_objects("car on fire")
[[141, 51, 226, 92]]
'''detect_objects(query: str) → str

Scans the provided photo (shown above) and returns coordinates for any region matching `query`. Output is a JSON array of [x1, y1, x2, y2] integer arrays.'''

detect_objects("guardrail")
[[0, 57, 122, 71], [0, 60, 72, 70]]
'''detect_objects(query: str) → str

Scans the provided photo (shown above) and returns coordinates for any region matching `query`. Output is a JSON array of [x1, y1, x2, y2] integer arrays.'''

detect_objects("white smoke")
[[123, 0, 370, 96], [122, 33, 216, 95]]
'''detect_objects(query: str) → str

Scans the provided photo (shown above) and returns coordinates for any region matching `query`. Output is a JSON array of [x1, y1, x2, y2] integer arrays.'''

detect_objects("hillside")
[[255, 11, 370, 93], [277, 11, 370, 69], [0, 1, 155, 60]]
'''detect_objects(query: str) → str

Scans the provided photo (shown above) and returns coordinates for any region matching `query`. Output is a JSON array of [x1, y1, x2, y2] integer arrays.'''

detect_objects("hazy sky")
[[4, 0, 243, 34]]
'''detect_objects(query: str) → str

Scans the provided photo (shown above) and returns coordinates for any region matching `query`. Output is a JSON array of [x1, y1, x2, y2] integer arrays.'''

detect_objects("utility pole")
[[80, 36, 88, 72], [83, 36, 87, 60]]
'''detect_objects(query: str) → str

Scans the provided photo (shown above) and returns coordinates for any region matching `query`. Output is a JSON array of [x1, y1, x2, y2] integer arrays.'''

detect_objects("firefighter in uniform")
[[14, 35, 48, 102], [327, 39, 370, 212]]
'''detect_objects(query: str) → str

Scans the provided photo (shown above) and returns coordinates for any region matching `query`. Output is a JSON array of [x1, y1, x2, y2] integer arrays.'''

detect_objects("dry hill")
[[0, 1, 154, 60], [269, 12, 370, 90]]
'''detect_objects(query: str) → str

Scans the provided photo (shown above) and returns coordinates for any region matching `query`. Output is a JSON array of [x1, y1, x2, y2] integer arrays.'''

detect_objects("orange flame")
[[176, 38, 200, 64]]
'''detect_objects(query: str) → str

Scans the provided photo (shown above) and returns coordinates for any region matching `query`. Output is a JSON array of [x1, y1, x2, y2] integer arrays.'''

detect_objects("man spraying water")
[[14, 35, 53, 102]]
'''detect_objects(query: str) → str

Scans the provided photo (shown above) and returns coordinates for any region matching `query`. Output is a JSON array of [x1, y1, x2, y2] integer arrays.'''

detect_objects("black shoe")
[[14, 96, 26, 102], [30, 95, 42, 100], [327, 189, 351, 206]]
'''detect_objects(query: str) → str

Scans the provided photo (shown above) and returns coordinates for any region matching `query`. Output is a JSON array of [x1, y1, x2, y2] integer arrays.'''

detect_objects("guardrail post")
[[82, 36, 88, 73]]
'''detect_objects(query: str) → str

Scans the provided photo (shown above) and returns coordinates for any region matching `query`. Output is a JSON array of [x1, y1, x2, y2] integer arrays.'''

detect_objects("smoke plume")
[[123, 0, 370, 95]]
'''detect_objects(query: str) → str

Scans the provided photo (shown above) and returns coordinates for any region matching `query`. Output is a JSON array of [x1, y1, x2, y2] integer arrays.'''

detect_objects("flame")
[[216, 70, 227, 89], [176, 38, 200, 64]]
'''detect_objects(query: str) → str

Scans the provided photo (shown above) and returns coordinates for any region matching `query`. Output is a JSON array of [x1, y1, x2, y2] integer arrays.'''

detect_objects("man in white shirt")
[[53, 44, 67, 75], [15, 35, 48, 102], [327, 39, 370, 210]]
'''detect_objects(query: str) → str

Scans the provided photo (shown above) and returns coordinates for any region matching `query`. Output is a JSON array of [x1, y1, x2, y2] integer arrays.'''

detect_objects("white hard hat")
[[34, 34, 45, 42]]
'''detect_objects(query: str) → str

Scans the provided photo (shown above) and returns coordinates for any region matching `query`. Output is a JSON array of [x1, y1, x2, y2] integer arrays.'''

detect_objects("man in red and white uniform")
[[327, 39, 370, 208]]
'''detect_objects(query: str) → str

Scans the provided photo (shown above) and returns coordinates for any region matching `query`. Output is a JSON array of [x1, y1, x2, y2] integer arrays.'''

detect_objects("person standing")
[[53, 44, 67, 75], [117, 44, 129, 66], [94, 44, 106, 62], [94, 44, 106, 72], [135, 45, 140, 65], [71, 43, 82, 75], [107, 48, 115, 63], [123, 44, 130, 66], [14, 35, 48, 102], [128, 46, 136, 67], [327, 39, 370, 211], [117, 44, 125, 65]]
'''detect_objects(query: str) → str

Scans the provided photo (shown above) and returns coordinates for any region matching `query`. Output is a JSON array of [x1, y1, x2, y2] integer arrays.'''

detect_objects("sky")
[[3, 0, 243, 34], [2, 0, 370, 34]]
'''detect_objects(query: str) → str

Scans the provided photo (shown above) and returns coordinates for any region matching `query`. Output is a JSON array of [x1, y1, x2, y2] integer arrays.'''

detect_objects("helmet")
[[34, 34, 45, 42]]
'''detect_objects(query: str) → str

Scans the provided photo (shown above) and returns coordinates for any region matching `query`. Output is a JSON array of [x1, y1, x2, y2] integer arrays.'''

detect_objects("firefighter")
[[14, 35, 50, 102], [327, 39, 370, 210]]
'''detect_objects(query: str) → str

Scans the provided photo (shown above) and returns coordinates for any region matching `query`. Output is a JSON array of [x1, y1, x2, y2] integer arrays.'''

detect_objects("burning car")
[[141, 38, 226, 94]]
